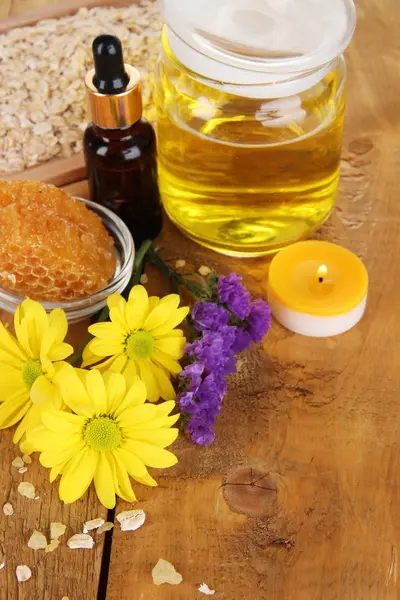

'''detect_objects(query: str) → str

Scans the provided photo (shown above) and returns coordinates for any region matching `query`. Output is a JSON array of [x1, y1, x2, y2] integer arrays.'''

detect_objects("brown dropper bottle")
[[84, 35, 162, 246]]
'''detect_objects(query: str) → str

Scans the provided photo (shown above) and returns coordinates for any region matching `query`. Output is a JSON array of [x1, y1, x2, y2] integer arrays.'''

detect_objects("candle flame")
[[317, 265, 328, 281]]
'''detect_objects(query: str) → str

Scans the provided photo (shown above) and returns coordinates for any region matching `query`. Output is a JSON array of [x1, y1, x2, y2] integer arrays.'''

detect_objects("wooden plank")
[[0, 0, 134, 32], [0, 432, 107, 600], [0, 1, 12, 20], [3, 154, 87, 188], [105, 0, 400, 598]]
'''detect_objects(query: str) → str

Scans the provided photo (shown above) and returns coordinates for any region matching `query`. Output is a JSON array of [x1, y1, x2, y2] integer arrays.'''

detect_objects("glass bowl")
[[0, 198, 135, 324]]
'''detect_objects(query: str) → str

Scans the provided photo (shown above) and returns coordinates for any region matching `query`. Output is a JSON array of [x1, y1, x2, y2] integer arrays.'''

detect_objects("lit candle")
[[267, 241, 368, 338]]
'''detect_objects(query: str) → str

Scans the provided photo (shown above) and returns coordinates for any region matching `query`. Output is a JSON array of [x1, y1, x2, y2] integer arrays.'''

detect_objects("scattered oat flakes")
[[116, 509, 145, 532], [67, 534, 94, 549], [61, 597, 70, 600], [140, 273, 149, 284], [12, 457, 24, 469], [152, 559, 183, 586], [18, 482, 36, 499], [198, 582, 216, 595], [45, 539, 60, 553], [175, 259, 186, 269], [198, 265, 212, 276], [28, 530, 47, 550], [83, 518, 105, 533], [16, 565, 32, 582], [34, 496, 40, 500], [18, 467, 28, 474], [0, 563, 4, 569], [97, 522, 114, 535], [50, 522, 67, 540], [22, 455, 32, 464], [3, 502, 14, 516]]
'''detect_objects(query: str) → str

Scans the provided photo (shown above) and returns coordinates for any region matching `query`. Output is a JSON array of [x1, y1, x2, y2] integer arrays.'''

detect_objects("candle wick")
[[319, 277, 324, 284]]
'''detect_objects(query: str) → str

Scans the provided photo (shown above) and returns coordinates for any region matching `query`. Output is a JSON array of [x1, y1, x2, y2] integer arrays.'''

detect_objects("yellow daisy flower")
[[0, 299, 73, 445], [26, 364, 179, 508], [82, 285, 189, 403]]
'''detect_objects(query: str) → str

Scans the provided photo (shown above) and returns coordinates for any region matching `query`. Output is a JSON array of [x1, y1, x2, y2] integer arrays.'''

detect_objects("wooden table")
[[1, 1, 400, 599]]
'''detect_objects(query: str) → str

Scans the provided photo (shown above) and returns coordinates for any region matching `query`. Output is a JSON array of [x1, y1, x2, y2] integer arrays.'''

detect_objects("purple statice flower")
[[247, 299, 272, 343], [191, 301, 229, 332], [217, 273, 251, 320], [230, 327, 252, 353], [186, 415, 216, 446], [186, 328, 236, 377]]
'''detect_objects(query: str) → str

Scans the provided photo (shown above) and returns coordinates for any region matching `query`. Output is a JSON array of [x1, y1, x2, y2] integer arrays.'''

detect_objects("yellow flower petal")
[[143, 295, 180, 331], [40, 436, 86, 468], [124, 427, 179, 448], [41, 411, 85, 434], [88, 322, 124, 343], [138, 360, 160, 403], [47, 343, 74, 362], [30, 375, 57, 405], [48, 308, 68, 344], [114, 375, 147, 415], [0, 366, 25, 396], [107, 293, 127, 313], [59, 448, 97, 504], [118, 404, 158, 428], [50, 460, 68, 483], [13, 313, 32, 357], [150, 307, 190, 337], [126, 285, 149, 331], [104, 353, 128, 373], [0, 394, 30, 429], [109, 453, 136, 502], [109, 306, 130, 337], [104, 371, 126, 414], [40, 327, 58, 358], [81, 342, 104, 368], [123, 440, 178, 468], [0, 322, 26, 362], [154, 337, 186, 360], [148, 362, 176, 401], [54, 364, 93, 417], [85, 370, 107, 413], [94, 453, 116, 509], [113, 447, 149, 481], [21, 299, 49, 357], [89, 339, 124, 358], [122, 359, 138, 386], [148, 296, 160, 312], [152, 349, 183, 375]]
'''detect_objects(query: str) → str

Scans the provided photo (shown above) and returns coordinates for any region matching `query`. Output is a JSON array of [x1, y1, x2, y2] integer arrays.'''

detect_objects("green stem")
[[70, 239, 152, 367]]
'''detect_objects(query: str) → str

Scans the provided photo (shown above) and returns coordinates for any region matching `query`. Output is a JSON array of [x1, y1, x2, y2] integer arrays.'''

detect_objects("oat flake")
[[18, 467, 28, 474], [50, 522, 67, 540], [22, 455, 32, 464], [16, 565, 32, 582], [45, 539, 60, 553], [0, 563, 4, 569], [18, 482, 35, 499], [3, 502, 14, 516], [152, 559, 183, 586], [116, 509, 145, 531], [175, 259, 186, 268], [198, 265, 212, 276], [198, 582, 216, 595], [67, 534, 94, 549], [140, 273, 149, 284], [28, 530, 47, 550], [83, 518, 105, 533], [97, 522, 114, 535], [12, 457, 24, 468]]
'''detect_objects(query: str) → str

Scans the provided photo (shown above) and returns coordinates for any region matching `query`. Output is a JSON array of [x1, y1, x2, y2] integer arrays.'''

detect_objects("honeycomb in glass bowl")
[[0, 180, 117, 302]]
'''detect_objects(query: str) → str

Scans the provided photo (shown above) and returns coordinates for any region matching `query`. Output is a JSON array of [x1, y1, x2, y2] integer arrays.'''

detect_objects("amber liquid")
[[157, 52, 346, 256]]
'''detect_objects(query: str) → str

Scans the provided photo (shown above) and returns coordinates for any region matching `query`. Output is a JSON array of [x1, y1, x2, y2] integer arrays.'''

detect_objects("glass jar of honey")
[[156, 0, 356, 257]]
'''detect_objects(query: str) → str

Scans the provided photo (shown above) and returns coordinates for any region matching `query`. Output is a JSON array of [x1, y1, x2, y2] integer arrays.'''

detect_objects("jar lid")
[[164, 0, 356, 80]]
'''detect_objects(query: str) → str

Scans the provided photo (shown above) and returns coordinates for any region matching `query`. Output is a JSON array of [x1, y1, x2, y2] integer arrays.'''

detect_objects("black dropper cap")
[[92, 35, 130, 94]]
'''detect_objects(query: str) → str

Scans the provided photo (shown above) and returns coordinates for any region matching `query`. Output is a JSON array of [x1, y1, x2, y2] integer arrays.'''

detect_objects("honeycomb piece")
[[0, 180, 116, 302]]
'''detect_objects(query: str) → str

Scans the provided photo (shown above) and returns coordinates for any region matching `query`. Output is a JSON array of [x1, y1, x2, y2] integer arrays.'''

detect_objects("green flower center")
[[126, 331, 154, 360], [84, 415, 122, 452], [22, 359, 42, 390]]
